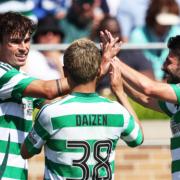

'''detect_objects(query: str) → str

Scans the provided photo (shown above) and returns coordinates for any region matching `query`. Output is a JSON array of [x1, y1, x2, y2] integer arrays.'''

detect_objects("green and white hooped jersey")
[[25, 92, 143, 180], [0, 62, 36, 180], [159, 84, 180, 180]]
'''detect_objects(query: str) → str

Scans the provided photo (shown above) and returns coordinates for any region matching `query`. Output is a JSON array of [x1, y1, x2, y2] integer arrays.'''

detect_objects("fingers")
[[111, 57, 119, 66], [99, 42, 103, 50], [100, 30, 122, 54], [115, 40, 123, 49], [100, 30, 109, 44], [111, 39, 122, 53], [109, 58, 117, 76], [100, 30, 122, 45], [106, 30, 113, 42], [100, 30, 123, 63], [100, 30, 116, 46], [110, 58, 122, 77]]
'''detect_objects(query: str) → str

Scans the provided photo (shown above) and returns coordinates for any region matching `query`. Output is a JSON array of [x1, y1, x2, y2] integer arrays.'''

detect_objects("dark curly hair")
[[0, 11, 36, 43], [168, 35, 180, 58]]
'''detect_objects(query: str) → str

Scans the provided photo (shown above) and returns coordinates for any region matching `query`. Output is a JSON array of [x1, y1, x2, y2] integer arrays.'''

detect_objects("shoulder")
[[0, 62, 21, 80], [170, 84, 180, 104], [109, 100, 132, 118], [0, 62, 14, 73], [37, 95, 72, 117]]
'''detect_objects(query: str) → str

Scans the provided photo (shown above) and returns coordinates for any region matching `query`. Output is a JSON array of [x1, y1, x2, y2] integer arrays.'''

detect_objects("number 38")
[[66, 140, 113, 180]]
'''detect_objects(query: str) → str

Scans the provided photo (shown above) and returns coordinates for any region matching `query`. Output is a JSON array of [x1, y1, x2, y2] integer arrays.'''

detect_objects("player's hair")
[[64, 38, 101, 84], [0, 11, 36, 43], [168, 35, 180, 59]]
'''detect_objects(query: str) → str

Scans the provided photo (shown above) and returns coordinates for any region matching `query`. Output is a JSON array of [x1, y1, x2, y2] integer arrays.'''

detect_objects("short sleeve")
[[24, 105, 52, 156], [121, 113, 143, 147], [0, 68, 36, 100], [170, 84, 180, 105]]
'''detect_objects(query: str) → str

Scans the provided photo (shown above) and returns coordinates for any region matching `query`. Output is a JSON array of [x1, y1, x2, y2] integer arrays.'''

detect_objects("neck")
[[72, 80, 97, 93]]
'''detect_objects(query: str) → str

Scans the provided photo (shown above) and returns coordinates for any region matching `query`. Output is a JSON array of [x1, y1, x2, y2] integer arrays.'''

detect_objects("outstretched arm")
[[109, 58, 144, 146], [123, 79, 163, 112], [99, 30, 122, 78], [23, 77, 73, 100], [115, 57, 177, 104], [100, 30, 177, 104], [109, 58, 142, 129]]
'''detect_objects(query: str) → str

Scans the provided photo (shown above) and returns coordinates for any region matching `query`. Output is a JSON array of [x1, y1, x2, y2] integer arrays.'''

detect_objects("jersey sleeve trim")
[[24, 137, 41, 156], [121, 115, 135, 136], [11, 77, 36, 100], [126, 129, 143, 147], [170, 84, 180, 105], [121, 115, 143, 147], [0, 69, 18, 89], [158, 100, 172, 117]]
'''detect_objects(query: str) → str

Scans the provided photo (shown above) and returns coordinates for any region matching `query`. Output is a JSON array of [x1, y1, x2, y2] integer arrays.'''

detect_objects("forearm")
[[116, 57, 155, 94], [123, 80, 149, 107], [24, 77, 72, 100], [114, 89, 142, 128], [123, 80, 163, 112]]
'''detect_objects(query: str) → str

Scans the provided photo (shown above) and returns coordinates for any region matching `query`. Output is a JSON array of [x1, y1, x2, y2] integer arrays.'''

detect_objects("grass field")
[[104, 90, 169, 120], [129, 99, 169, 120]]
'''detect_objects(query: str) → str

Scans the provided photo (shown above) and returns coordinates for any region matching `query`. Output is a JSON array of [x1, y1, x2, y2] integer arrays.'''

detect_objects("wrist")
[[56, 78, 73, 96], [61, 78, 74, 94], [102, 55, 110, 63]]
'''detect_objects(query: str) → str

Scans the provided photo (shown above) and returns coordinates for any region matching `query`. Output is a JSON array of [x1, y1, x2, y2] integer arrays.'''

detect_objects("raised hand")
[[99, 30, 122, 78], [100, 30, 122, 61]]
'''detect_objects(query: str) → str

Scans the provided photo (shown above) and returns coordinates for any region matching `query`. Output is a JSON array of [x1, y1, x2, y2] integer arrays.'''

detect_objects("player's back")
[[37, 92, 143, 180]]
